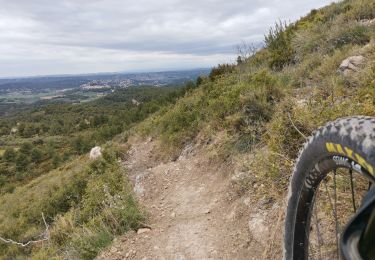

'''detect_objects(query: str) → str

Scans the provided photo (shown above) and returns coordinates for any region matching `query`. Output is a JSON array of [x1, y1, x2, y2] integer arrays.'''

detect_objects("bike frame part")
[[341, 187, 375, 260]]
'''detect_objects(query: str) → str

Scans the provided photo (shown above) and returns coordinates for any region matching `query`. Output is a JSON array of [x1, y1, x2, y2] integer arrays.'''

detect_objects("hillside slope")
[[0, 0, 374, 259], [100, 0, 375, 258]]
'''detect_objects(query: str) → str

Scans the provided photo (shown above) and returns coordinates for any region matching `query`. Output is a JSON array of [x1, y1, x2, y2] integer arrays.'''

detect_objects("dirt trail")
[[98, 137, 280, 260]]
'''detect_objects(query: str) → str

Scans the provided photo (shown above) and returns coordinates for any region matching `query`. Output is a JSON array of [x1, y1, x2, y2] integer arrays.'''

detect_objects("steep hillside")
[[137, 0, 375, 196], [0, 0, 374, 259], [0, 86, 188, 194], [105, 0, 374, 257], [0, 85, 195, 259]]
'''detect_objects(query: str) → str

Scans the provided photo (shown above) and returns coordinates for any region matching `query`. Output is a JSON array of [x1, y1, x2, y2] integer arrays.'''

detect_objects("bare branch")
[[0, 213, 50, 247], [287, 112, 307, 139], [235, 41, 257, 62]]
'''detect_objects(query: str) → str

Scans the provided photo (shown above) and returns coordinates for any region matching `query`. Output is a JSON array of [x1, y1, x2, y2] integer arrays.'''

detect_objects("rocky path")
[[98, 137, 279, 260]]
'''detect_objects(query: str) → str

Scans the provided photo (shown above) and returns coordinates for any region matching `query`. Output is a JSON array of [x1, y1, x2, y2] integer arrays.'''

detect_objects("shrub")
[[265, 21, 296, 70], [19, 142, 33, 155], [15, 153, 30, 172], [71, 135, 94, 155], [329, 24, 370, 49], [3, 148, 16, 163], [347, 0, 375, 20], [159, 101, 201, 147], [70, 226, 113, 260], [209, 63, 236, 81], [30, 148, 43, 163]]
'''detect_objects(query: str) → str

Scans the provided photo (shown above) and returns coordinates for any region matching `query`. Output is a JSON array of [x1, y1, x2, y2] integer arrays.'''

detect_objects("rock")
[[133, 171, 150, 197], [231, 172, 247, 183], [362, 42, 374, 52], [110, 247, 118, 254], [133, 182, 145, 196], [179, 143, 195, 158], [296, 99, 307, 108], [10, 127, 18, 134], [359, 18, 375, 26], [132, 99, 141, 106], [170, 212, 176, 218], [242, 196, 251, 207], [209, 249, 218, 256], [258, 196, 274, 207], [137, 228, 151, 234], [248, 211, 269, 245], [204, 209, 211, 214], [338, 55, 364, 76], [89, 146, 102, 159]]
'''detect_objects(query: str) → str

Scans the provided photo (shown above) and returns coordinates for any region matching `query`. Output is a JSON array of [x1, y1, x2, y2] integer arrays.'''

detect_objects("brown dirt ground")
[[98, 136, 283, 260]]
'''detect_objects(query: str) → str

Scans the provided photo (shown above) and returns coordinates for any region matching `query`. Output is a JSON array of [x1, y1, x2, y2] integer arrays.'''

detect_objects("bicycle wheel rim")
[[293, 155, 374, 259]]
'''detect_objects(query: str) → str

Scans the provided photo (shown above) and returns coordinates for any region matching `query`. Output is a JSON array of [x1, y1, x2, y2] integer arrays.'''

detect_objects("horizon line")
[[0, 67, 212, 80]]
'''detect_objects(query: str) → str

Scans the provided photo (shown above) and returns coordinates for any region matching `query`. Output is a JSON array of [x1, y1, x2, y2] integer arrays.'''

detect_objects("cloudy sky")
[[0, 0, 334, 77]]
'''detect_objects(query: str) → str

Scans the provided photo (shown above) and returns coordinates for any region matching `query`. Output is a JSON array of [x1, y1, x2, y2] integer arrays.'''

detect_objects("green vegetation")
[[265, 21, 295, 70], [0, 0, 374, 258], [138, 0, 375, 195], [0, 145, 143, 259], [0, 85, 189, 193], [0, 84, 195, 258], [139, 69, 282, 155]]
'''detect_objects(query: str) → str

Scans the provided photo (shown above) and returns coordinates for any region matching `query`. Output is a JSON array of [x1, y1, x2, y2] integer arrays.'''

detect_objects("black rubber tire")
[[284, 116, 375, 260]]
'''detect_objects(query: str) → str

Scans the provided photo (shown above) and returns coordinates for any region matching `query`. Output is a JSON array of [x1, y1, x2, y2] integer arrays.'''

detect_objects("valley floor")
[[98, 137, 283, 260]]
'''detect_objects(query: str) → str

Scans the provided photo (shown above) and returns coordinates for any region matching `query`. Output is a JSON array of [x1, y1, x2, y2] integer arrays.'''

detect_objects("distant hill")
[[0, 68, 210, 93], [0, 68, 210, 114]]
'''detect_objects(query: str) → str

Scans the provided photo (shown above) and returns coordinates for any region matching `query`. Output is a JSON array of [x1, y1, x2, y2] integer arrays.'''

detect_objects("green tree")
[[184, 81, 196, 92], [196, 76, 203, 86], [22, 124, 37, 138], [237, 55, 243, 65], [17, 123, 25, 136], [0, 126, 9, 136], [19, 142, 33, 155], [30, 148, 43, 163], [15, 153, 30, 172], [3, 148, 16, 162], [72, 135, 92, 155]]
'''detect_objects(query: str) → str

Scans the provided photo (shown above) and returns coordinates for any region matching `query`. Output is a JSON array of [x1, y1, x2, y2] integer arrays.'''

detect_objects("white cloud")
[[0, 0, 334, 77]]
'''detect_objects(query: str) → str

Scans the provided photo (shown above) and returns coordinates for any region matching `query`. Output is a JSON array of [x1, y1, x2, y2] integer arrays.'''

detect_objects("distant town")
[[0, 69, 209, 107]]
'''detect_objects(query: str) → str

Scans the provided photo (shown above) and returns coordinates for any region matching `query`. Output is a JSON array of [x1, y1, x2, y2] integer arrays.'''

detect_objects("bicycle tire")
[[284, 116, 375, 259]]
